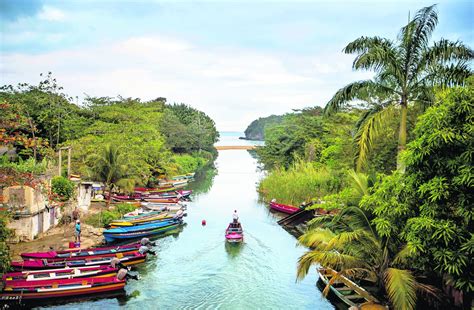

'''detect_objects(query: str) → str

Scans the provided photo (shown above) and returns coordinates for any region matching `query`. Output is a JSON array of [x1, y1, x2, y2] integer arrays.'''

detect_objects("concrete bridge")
[[215, 145, 257, 150]]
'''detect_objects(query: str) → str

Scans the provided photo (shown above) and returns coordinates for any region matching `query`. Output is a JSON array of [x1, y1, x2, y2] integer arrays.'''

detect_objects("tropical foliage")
[[51, 176, 75, 201], [244, 114, 284, 140], [0, 212, 13, 274], [324, 5, 473, 170]]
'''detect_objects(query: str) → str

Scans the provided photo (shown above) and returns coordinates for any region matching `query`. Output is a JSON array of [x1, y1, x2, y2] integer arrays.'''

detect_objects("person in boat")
[[75, 219, 81, 243], [232, 210, 239, 224]]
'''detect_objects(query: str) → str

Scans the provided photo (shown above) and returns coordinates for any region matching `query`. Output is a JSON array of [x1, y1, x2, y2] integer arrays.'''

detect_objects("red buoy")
[[201, 219, 206, 226]]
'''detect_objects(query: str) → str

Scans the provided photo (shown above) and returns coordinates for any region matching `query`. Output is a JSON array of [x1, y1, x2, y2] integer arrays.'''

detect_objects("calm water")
[[39, 135, 333, 310]]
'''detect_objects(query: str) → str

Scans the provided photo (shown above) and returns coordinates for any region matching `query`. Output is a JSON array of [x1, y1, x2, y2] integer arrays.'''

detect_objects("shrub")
[[51, 176, 75, 201]]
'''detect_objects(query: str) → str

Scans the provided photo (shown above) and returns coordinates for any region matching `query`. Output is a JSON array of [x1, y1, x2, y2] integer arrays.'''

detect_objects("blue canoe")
[[103, 219, 182, 243]]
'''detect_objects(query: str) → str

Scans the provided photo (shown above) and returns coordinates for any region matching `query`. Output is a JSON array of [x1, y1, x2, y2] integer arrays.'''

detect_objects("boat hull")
[[269, 201, 300, 214]]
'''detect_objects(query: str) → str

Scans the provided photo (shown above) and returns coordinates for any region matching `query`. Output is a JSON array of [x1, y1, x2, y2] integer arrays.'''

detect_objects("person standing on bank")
[[75, 220, 81, 243]]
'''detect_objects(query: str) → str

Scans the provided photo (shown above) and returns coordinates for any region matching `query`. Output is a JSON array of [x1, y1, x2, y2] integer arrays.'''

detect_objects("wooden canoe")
[[317, 267, 386, 309], [269, 201, 300, 214]]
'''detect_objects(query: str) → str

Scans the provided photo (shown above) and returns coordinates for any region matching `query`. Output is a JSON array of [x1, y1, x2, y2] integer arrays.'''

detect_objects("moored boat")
[[11, 252, 147, 270], [269, 201, 301, 214], [317, 267, 387, 309], [103, 219, 183, 243], [143, 197, 180, 204], [21, 243, 142, 260], [141, 203, 186, 212], [109, 210, 184, 228], [225, 222, 244, 243], [0, 275, 126, 301], [2, 266, 118, 282]]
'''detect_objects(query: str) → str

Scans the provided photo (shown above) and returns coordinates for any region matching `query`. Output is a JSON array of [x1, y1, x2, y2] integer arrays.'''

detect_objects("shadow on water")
[[187, 165, 217, 195], [224, 241, 244, 259]]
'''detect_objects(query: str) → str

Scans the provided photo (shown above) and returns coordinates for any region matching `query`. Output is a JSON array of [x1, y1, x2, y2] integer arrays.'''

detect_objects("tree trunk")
[[397, 99, 408, 172], [106, 186, 112, 209]]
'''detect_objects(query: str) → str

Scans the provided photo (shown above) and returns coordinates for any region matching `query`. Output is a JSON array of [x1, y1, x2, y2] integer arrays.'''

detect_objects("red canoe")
[[21, 243, 142, 260], [11, 252, 146, 270], [225, 222, 244, 243], [269, 201, 301, 214], [0, 276, 125, 300], [3, 266, 118, 282]]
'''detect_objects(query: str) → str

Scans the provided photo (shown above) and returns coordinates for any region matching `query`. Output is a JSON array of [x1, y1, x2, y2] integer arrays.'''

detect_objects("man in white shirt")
[[232, 210, 239, 224]]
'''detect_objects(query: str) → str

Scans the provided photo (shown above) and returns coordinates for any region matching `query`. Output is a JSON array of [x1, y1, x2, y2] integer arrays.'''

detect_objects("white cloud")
[[0, 35, 371, 131], [38, 6, 66, 22]]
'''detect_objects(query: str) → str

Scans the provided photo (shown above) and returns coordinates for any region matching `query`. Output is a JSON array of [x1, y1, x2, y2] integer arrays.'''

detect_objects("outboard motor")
[[139, 245, 156, 256], [140, 237, 155, 246], [111, 257, 130, 271]]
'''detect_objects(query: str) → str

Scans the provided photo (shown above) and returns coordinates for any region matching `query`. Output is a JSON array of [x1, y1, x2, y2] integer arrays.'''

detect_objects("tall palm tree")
[[88, 144, 134, 208], [324, 5, 473, 170], [297, 207, 436, 310]]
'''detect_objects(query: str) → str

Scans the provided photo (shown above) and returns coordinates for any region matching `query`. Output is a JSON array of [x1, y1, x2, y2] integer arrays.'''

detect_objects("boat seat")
[[337, 287, 354, 291], [345, 294, 365, 300]]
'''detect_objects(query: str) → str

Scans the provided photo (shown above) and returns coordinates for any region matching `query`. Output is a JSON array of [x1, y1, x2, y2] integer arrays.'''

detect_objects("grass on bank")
[[258, 160, 343, 206], [84, 203, 137, 228]]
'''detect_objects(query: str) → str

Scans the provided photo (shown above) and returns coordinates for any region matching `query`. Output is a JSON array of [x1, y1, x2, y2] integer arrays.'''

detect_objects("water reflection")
[[225, 241, 244, 258], [187, 165, 217, 195]]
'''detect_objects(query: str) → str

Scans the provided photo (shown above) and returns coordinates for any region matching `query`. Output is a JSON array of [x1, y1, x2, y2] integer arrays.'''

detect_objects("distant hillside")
[[243, 115, 283, 140]]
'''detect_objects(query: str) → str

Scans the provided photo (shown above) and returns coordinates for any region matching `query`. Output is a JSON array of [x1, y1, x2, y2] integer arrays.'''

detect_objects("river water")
[[40, 134, 333, 310]]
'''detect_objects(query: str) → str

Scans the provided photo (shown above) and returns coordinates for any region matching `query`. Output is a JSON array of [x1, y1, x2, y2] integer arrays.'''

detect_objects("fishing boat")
[[103, 219, 183, 243], [135, 186, 176, 193], [143, 197, 180, 204], [269, 201, 301, 214], [176, 189, 192, 198], [21, 243, 142, 260], [225, 222, 244, 243], [0, 276, 126, 301], [142, 203, 185, 212], [317, 267, 387, 309], [2, 266, 118, 282], [109, 210, 184, 228], [11, 252, 147, 270]]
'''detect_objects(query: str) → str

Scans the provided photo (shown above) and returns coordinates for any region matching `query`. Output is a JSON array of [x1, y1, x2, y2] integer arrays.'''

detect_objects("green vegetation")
[[0, 74, 219, 188], [0, 212, 13, 274], [244, 115, 283, 140], [257, 5, 473, 309], [84, 203, 137, 227], [324, 5, 473, 171], [51, 176, 75, 201]]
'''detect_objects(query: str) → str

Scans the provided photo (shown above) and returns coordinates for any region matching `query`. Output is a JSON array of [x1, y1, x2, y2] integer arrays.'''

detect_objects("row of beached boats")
[[1, 181, 194, 306]]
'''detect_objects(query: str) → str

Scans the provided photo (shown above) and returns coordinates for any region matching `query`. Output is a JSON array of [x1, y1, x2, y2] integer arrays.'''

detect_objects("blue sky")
[[1, 0, 473, 130]]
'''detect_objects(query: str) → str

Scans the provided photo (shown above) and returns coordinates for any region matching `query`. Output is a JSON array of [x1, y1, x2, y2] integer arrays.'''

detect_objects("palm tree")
[[88, 144, 134, 208], [324, 5, 473, 170], [297, 207, 436, 310]]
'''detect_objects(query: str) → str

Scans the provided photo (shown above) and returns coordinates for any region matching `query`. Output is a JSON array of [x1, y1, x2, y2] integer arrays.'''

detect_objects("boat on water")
[[269, 201, 301, 214], [21, 243, 142, 260], [2, 266, 118, 282], [11, 252, 147, 270], [141, 203, 186, 212], [0, 275, 126, 301], [317, 267, 387, 310], [135, 186, 176, 193], [225, 222, 244, 243], [143, 197, 180, 204], [109, 210, 184, 228], [103, 219, 183, 243]]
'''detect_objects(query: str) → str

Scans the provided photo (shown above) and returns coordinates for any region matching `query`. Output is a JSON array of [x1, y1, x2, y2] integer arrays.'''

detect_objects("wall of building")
[[76, 182, 92, 212], [7, 207, 61, 241]]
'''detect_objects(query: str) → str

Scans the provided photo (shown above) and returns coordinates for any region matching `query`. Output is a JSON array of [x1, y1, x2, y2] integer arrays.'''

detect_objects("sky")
[[1, 0, 473, 131]]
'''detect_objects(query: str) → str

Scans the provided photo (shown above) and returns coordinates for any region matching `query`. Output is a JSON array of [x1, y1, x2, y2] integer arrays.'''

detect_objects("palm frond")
[[347, 169, 369, 197], [344, 36, 399, 74], [384, 268, 417, 310], [354, 104, 397, 171], [324, 80, 374, 115], [298, 228, 335, 248]]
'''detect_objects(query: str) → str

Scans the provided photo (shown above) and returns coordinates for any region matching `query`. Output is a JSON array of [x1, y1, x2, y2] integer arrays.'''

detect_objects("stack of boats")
[[103, 185, 191, 243], [1, 241, 151, 304], [1, 175, 195, 306]]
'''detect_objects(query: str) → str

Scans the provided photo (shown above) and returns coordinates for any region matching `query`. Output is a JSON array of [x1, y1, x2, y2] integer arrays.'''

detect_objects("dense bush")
[[0, 212, 13, 274], [51, 176, 75, 201], [85, 203, 137, 227]]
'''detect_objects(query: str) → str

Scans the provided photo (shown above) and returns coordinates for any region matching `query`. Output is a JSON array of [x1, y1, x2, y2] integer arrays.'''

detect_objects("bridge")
[[215, 145, 257, 150]]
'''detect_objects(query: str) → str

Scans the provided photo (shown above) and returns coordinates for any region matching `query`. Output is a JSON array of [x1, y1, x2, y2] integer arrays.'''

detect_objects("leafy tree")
[[361, 82, 473, 298], [297, 206, 437, 310], [0, 211, 13, 274], [244, 114, 284, 140], [324, 5, 473, 170], [51, 176, 75, 201], [88, 145, 135, 207]]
